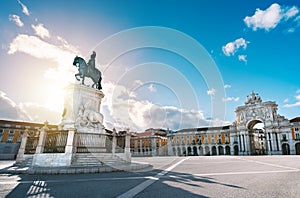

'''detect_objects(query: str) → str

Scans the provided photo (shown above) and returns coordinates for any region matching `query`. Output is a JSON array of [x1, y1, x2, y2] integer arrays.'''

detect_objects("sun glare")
[[44, 83, 65, 113]]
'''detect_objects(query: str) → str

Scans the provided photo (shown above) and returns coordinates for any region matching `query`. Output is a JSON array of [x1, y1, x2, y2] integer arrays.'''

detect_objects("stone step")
[[15, 156, 34, 167], [72, 153, 128, 166]]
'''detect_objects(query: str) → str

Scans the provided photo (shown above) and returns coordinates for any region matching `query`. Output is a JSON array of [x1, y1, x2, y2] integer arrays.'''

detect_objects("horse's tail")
[[98, 76, 102, 90]]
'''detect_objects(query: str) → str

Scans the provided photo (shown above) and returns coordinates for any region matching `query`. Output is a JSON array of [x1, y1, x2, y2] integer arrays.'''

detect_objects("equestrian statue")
[[73, 51, 102, 90]]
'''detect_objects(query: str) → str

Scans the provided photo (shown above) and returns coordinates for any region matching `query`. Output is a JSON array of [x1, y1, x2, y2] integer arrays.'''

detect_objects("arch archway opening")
[[248, 120, 266, 155]]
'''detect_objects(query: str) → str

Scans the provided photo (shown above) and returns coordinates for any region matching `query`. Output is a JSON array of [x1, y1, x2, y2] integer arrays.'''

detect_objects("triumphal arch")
[[235, 91, 291, 155], [167, 91, 299, 156]]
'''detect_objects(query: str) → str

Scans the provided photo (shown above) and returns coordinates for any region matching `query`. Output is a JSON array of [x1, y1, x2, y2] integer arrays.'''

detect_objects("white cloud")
[[0, 90, 31, 121], [207, 88, 216, 96], [244, 3, 300, 31], [148, 84, 156, 92], [101, 82, 219, 131], [57, 36, 79, 53], [244, 3, 282, 31], [133, 80, 143, 87], [238, 55, 247, 63], [7, 33, 79, 117], [32, 23, 50, 39], [8, 34, 78, 68], [284, 6, 299, 20], [287, 28, 295, 33], [283, 94, 300, 108], [222, 97, 240, 102], [224, 84, 231, 89], [0, 90, 61, 123], [9, 14, 24, 27], [295, 16, 300, 25], [209, 118, 230, 127], [283, 98, 289, 103], [284, 101, 300, 108], [129, 91, 137, 98], [17, 0, 30, 16], [222, 38, 249, 56], [19, 102, 61, 123]]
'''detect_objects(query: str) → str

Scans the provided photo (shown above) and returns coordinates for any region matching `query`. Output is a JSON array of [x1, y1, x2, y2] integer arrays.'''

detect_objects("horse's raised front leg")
[[75, 73, 81, 81]]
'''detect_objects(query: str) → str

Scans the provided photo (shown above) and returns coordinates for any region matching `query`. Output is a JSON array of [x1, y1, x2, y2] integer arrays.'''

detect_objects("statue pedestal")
[[61, 84, 105, 133]]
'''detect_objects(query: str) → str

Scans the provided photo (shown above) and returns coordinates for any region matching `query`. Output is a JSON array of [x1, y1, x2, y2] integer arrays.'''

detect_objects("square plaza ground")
[[1, 156, 300, 197]]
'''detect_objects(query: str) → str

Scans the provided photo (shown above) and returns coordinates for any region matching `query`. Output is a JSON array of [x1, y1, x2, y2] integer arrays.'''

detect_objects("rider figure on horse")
[[87, 51, 96, 72], [73, 51, 102, 90]]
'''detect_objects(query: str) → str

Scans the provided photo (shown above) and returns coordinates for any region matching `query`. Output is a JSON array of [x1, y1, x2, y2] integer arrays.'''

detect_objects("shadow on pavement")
[[2, 166, 244, 198]]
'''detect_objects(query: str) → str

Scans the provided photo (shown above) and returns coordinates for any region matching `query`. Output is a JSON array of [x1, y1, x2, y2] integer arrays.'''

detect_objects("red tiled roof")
[[290, 117, 300, 123]]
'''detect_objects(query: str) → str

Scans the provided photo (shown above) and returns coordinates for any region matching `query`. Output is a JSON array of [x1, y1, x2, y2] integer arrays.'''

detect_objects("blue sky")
[[0, 0, 300, 131]]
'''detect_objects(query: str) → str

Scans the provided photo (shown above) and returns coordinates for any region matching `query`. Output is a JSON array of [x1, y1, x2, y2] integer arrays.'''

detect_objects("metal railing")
[[76, 132, 107, 153], [43, 130, 68, 153], [25, 136, 39, 154], [116, 135, 125, 153]]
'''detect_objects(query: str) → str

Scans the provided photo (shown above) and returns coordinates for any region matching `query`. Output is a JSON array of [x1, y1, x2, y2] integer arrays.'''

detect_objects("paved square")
[[1, 156, 300, 197]]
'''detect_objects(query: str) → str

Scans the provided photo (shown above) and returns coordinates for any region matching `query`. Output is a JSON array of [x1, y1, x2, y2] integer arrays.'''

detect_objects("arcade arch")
[[248, 120, 266, 155], [282, 143, 290, 155], [295, 143, 300, 155]]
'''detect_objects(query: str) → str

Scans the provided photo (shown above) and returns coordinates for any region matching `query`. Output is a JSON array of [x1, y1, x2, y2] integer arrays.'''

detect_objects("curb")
[[0, 163, 152, 175]]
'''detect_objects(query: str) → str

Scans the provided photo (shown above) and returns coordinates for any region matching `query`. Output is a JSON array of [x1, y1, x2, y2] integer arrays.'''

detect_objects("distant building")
[[0, 120, 57, 159], [168, 125, 235, 156], [168, 92, 300, 156], [130, 128, 168, 156], [290, 117, 300, 154]]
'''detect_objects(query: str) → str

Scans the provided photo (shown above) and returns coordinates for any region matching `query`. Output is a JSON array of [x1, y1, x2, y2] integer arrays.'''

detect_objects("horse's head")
[[73, 56, 80, 67]]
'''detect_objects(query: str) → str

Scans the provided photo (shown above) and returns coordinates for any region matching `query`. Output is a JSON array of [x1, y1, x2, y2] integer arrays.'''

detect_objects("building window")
[[296, 133, 300, 140], [7, 136, 13, 143], [282, 134, 287, 141], [17, 135, 22, 143], [9, 130, 14, 134], [295, 127, 299, 131], [0, 129, 3, 142]]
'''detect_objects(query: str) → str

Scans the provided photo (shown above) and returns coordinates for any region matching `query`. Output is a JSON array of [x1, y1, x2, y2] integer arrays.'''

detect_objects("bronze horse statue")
[[73, 56, 102, 90]]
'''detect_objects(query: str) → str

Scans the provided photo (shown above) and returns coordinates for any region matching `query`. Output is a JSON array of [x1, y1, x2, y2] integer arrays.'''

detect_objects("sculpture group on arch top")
[[235, 91, 289, 129]]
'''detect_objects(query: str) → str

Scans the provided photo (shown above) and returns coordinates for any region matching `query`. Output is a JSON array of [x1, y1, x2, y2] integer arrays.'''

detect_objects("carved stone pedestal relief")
[[61, 83, 105, 133]]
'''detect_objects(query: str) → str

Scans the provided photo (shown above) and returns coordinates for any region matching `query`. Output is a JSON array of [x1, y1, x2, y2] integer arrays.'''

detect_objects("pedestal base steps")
[[72, 153, 129, 166]]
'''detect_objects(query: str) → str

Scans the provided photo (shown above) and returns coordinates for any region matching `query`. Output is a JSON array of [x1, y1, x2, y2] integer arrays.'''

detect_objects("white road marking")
[[193, 169, 300, 177], [0, 157, 189, 186], [236, 157, 299, 170], [117, 157, 190, 198], [0, 176, 146, 185]]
